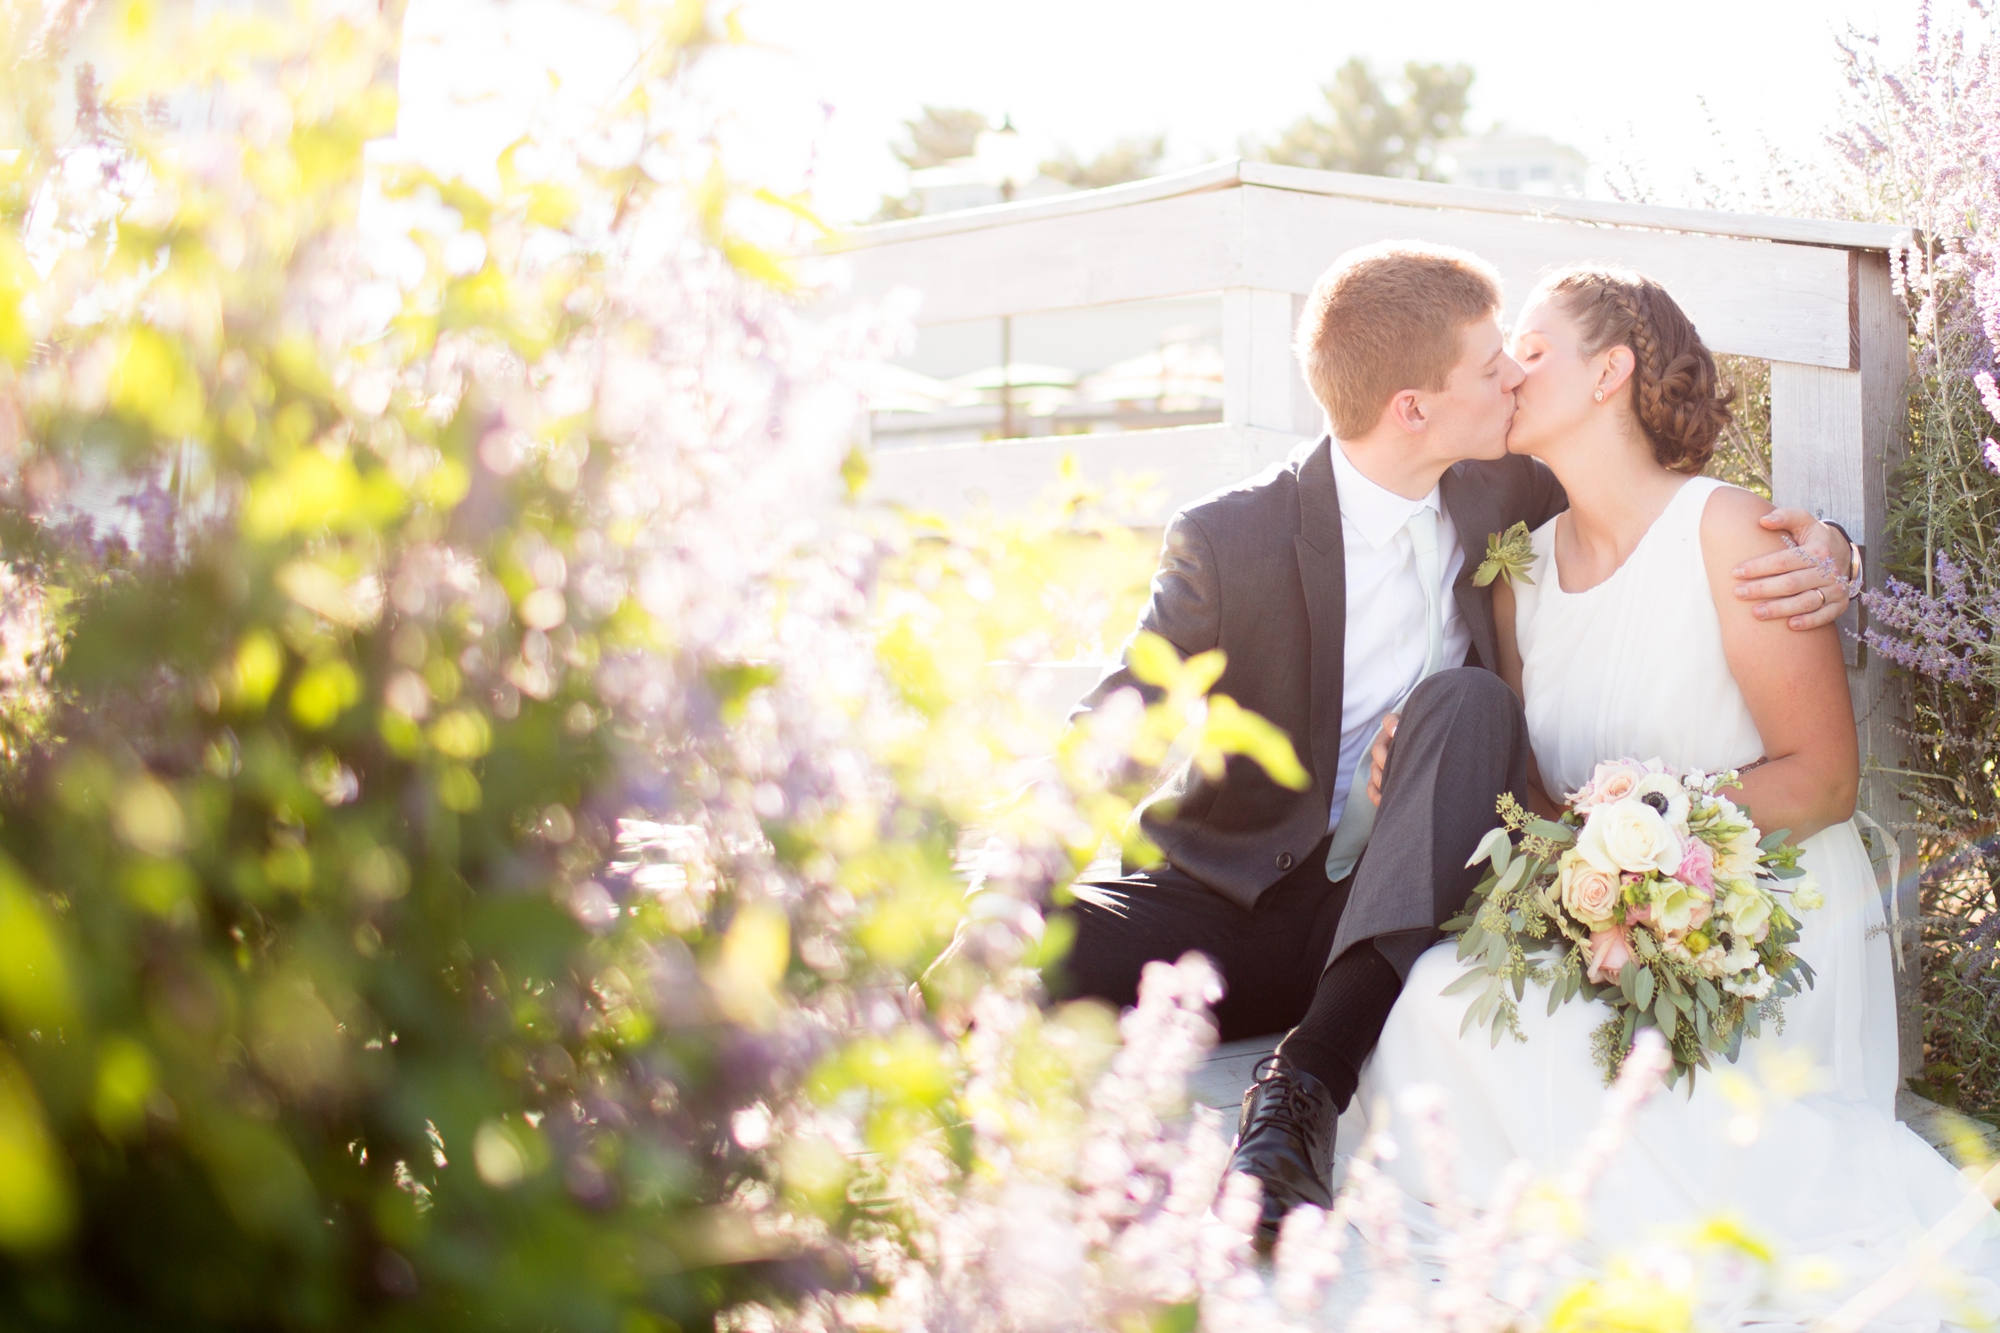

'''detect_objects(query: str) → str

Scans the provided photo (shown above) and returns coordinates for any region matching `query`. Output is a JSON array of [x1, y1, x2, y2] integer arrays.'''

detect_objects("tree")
[[1258, 57, 1474, 181], [874, 105, 992, 220], [1040, 134, 1167, 191], [890, 104, 990, 171]]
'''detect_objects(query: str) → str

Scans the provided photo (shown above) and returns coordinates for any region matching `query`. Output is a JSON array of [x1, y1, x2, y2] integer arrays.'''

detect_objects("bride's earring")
[[1593, 388, 1605, 402]]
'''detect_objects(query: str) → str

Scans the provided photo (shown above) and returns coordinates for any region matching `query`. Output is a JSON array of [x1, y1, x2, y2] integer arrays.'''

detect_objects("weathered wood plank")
[[838, 189, 1242, 328], [832, 159, 1247, 248], [835, 157, 1906, 254], [1237, 160, 1908, 252], [864, 423, 1302, 521], [1243, 187, 1857, 369]]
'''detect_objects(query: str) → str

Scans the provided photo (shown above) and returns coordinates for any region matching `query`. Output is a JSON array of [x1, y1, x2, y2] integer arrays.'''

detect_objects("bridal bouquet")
[[1443, 760, 1824, 1086]]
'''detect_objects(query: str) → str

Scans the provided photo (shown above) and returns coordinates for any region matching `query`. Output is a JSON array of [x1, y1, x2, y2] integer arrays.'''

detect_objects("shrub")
[[1823, 1, 2000, 1120]]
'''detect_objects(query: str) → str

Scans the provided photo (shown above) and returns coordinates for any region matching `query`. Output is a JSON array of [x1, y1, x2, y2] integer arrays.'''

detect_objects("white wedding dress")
[[1354, 477, 2000, 1330]]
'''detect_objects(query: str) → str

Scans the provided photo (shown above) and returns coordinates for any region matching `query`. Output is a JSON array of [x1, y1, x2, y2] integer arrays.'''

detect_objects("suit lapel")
[[1441, 462, 1499, 673], [1294, 436, 1346, 801]]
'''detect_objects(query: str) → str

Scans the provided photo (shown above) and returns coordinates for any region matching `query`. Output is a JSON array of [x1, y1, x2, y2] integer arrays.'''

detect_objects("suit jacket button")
[[1277, 852, 1295, 871]]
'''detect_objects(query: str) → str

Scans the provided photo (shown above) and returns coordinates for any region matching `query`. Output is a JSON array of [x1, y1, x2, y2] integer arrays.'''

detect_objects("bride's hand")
[[1366, 713, 1397, 806], [1734, 508, 1857, 630]]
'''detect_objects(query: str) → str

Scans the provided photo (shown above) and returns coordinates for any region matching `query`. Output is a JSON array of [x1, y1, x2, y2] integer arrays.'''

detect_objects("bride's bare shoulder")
[[1695, 482, 1786, 562], [1695, 484, 1791, 617]]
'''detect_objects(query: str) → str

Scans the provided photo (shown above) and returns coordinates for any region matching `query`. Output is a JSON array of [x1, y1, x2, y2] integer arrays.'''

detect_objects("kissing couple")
[[1051, 242, 2000, 1326]]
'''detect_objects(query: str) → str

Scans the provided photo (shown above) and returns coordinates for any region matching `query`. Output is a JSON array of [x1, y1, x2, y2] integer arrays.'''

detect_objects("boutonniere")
[[1473, 522, 1537, 588]]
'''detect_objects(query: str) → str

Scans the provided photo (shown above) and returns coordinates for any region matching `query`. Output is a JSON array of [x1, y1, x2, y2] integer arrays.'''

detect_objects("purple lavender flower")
[[1862, 554, 1993, 684]]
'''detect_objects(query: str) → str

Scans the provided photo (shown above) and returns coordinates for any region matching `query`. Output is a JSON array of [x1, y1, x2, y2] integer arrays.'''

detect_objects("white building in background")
[[1441, 131, 1589, 197]]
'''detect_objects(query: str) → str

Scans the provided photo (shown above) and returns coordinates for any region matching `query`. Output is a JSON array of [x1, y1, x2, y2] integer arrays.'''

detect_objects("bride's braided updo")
[[1537, 265, 1735, 475]]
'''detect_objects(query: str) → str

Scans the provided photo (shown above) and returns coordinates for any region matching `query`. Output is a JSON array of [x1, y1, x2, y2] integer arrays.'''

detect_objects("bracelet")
[[1823, 520, 1865, 585]]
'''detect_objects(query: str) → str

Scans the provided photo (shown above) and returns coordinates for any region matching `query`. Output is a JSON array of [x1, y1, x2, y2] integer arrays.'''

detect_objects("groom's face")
[[1415, 316, 1522, 463]]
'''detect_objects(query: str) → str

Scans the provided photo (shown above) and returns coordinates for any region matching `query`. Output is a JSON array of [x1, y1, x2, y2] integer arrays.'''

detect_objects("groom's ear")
[[1386, 387, 1428, 435]]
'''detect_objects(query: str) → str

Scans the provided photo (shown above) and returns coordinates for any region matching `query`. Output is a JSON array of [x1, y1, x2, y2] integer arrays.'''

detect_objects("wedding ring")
[[1814, 587, 1828, 611]]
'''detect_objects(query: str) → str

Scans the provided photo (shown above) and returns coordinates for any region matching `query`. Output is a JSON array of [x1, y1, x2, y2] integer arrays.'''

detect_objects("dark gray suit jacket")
[[1072, 435, 1568, 911]]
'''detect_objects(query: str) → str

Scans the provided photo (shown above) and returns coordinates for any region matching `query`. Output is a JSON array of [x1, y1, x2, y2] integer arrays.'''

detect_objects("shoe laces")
[[1247, 1056, 1324, 1144]]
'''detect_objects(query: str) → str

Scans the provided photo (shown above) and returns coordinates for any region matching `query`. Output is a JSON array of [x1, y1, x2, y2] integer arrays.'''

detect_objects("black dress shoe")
[[1227, 1055, 1338, 1249]]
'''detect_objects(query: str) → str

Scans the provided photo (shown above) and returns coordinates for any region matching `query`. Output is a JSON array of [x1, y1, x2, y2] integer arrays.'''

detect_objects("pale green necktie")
[[1325, 505, 1444, 882]]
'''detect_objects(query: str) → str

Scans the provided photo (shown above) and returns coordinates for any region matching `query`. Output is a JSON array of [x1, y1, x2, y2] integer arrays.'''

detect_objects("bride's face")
[[1507, 296, 1600, 457]]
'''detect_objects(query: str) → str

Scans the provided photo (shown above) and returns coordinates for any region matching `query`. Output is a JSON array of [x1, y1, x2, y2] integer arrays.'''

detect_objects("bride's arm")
[[1700, 487, 1860, 841], [1491, 580, 1562, 819]]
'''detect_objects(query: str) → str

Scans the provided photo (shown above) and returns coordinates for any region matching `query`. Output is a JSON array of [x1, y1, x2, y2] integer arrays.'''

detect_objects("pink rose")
[[1559, 854, 1622, 929], [1678, 838, 1715, 895], [1587, 924, 1635, 985], [1573, 760, 1645, 812]]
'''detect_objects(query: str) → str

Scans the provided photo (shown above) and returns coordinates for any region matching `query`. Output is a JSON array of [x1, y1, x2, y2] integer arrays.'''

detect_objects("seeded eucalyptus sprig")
[[1473, 522, 1537, 588]]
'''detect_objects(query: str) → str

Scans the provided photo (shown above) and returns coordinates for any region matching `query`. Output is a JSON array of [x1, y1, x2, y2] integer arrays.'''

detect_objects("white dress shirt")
[[1326, 444, 1472, 833]]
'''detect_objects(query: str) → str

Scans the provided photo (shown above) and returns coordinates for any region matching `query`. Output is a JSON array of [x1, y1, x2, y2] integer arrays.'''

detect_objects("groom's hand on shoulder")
[[1735, 508, 1858, 631]]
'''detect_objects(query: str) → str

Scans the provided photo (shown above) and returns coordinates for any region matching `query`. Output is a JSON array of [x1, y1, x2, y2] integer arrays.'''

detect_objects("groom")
[[1051, 240, 1855, 1244]]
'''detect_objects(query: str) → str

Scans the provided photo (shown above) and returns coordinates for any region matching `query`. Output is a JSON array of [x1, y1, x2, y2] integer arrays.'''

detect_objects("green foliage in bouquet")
[[1444, 783, 1819, 1090]]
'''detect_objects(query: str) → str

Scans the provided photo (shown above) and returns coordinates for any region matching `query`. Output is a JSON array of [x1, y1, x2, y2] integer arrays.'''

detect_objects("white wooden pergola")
[[835, 159, 1922, 1073]]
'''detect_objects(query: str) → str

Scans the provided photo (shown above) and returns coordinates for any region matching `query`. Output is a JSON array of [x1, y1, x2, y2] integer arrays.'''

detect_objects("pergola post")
[[1770, 251, 1919, 1077], [1222, 288, 1319, 436]]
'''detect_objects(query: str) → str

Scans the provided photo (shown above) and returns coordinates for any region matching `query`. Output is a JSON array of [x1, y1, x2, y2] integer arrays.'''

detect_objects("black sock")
[[1274, 945, 1404, 1111]]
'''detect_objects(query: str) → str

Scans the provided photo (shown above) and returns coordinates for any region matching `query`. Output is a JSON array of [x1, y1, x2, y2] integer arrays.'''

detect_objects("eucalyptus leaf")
[[1527, 818, 1576, 845], [1466, 825, 1512, 872], [1441, 968, 1489, 997]]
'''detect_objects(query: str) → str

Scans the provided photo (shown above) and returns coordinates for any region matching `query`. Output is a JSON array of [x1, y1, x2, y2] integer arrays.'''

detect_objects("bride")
[[1355, 264, 2000, 1329]]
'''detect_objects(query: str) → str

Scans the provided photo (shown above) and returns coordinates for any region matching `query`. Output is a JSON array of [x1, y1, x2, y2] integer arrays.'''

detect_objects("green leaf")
[[1547, 978, 1566, 1017], [1199, 695, 1310, 791], [1656, 995, 1678, 1038], [1635, 966, 1655, 1012], [1441, 967, 1489, 997], [1125, 631, 1184, 690], [1527, 818, 1576, 845], [1758, 828, 1794, 852], [1466, 826, 1512, 872]]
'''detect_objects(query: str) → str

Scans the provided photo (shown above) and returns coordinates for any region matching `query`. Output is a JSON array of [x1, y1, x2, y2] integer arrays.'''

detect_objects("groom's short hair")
[[1296, 241, 1503, 438]]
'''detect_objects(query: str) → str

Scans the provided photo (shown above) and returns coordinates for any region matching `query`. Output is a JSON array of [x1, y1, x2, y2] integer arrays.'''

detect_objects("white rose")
[[1790, 873, 1824, 913], [1578, 798, 1684, 877]]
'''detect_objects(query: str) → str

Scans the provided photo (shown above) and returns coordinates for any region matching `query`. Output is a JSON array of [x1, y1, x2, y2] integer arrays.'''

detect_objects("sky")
[[687, 0, 1933, 224]]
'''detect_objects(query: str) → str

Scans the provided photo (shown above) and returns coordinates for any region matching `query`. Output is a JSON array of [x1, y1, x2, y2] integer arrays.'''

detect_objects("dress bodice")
[[1511, 477, 1766, 798]]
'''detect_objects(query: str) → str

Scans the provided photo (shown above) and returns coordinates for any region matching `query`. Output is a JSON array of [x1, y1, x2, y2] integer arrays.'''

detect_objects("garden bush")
[[1826, 1, 2000, 1123]]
